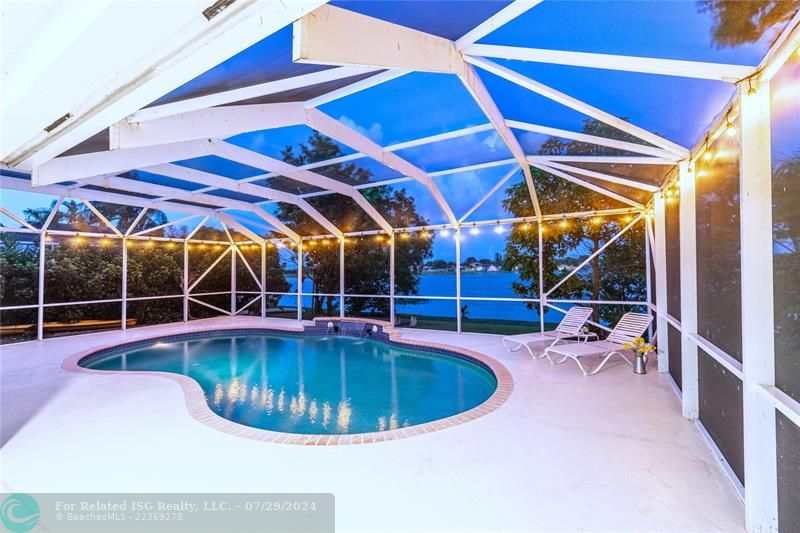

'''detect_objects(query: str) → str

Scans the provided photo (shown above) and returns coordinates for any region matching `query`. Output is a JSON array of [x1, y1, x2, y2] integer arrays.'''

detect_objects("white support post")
[[389, 233, 396, 326], [261, 243, 266, 319], [37, 231, 46, 340], [739, 80, 778, 531], [339, 238, 345, 318], [653, 192, 670, 372], [121, 237, 128, 331], [456, 227, 462, 333], [538, 224, 545, 333], [183, 240, 189, 322], [645, 217, 653, 341], [678, 161, 699, 419], [297, 243, 303, 321], [230, 245, 237, 316], [35, 195, 63, 340]]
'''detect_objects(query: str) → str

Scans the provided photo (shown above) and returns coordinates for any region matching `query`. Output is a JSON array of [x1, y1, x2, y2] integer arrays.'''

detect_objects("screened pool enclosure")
[[1, 1, 799, 530]]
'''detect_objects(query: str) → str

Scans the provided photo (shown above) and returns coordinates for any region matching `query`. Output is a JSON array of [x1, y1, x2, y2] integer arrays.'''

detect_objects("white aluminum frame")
[[3, 6, 799, 530]]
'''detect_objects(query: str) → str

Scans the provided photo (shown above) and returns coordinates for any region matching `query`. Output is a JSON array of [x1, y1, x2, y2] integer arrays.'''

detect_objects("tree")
[[699, 0, 800, 47], [23, 199, 167, 233], [273, 132, 432, 317], [502, 119, 647, 326]]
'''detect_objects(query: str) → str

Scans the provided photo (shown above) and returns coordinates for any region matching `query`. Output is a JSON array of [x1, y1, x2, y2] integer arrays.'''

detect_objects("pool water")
[[81, 333, 497, 435]]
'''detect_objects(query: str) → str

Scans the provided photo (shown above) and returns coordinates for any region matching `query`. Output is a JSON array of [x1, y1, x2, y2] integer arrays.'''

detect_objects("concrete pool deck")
[[1, 316, 744, 532]]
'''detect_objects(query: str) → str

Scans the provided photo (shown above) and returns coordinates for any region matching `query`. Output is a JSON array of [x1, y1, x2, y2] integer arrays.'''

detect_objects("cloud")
[[481, 131, 502, 152], [338, 115, 383, 144]]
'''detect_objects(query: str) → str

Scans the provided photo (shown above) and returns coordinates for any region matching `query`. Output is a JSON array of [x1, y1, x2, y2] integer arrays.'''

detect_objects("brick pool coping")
[[62, 318, 514, 445]]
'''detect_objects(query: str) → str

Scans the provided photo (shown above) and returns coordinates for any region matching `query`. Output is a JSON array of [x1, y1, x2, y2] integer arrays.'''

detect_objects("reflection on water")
[[82, 334, 496, 435]]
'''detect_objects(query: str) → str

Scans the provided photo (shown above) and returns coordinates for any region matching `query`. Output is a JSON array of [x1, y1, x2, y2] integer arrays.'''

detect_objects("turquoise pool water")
[[80, 333, 497, 435]]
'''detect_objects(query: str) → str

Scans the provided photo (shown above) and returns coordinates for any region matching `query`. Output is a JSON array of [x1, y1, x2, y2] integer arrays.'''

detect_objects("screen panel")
[[695, 119, 742, 361], [777, 411, 800, 532], [771, 51, 800, 403], [668, 323, 682, 390], [698, 349, 744, 485], [664, 173, 681, 320]]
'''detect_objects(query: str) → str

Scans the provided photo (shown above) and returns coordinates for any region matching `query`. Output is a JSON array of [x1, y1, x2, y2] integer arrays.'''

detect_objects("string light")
[[494, 222, 504, 234], [72, 236, 83, 246], [470, 224, 480, 235], [99, 237, 111, 247], [559, 217, 568, 229], [591, 215, 603, 225], [439, 228, 450, 237], [420, 231, 430, 239], [521, 222, 532, 231], [725, 119, 736, 137], [147, 240, 155, 248], [399, 232, 410, 240]]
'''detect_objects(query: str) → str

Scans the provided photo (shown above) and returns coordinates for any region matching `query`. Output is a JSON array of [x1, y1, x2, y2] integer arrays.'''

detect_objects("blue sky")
[[1, 1, 789, 262]]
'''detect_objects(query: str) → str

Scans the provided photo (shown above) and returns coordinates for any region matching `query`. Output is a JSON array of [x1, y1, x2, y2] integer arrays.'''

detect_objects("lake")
[[282, 271, 565, 323]]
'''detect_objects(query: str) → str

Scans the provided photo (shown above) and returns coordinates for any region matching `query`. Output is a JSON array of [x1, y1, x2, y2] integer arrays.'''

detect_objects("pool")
[[78, 331, 498, 436]]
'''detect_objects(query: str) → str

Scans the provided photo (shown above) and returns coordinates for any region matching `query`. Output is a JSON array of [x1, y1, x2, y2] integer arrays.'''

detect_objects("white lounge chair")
[[502, 306, 594, 358], [543, 311, 654, 376]]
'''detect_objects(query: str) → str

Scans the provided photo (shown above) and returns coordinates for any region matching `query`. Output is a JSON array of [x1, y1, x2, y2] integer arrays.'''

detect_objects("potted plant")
[[624, 337, 656, 374]]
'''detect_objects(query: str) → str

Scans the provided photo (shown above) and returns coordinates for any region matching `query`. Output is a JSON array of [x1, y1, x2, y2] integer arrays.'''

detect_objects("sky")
[[1, 0, 790, 263]]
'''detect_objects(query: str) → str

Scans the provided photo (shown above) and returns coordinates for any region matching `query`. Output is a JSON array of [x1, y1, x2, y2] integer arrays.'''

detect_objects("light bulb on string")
[[494, 222, 504, 234], [725, 119, 736, 137], [439, 228, 450, 238], [559, 217, 568, 230], [470, 224, 480, 235]]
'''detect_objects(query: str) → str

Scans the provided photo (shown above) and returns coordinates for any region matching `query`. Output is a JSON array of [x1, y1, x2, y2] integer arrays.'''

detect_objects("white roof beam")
[[250, 206, 302, 242], [216, 212, 265, 245], [464, 44, 755, 82], [249, 123, 494, 182], [541, 160, 659, 192], [144, 162, 300, 204], [0, 175, 213, 217], [304, 69, 410, 108], [530, 161, 644, 209], [459, 165, 519, 223], [455, 0, 544, 50], [4, 0, 327, 169], [32, 138, 214, 186], [465, 56, 690, 159], [528, 155, 676, 165], [305, 108, 458, 226], [293, 5, 463, 74], [507, 120, 680, 160], [112, 103, 306, 149], [143, 162, 340, 238], [213, 141, 393, 234], [128, 66, 381, 123], [80, 175, 257, 212], [459, 63, 542, 220], [81, 173, 297, 242]]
